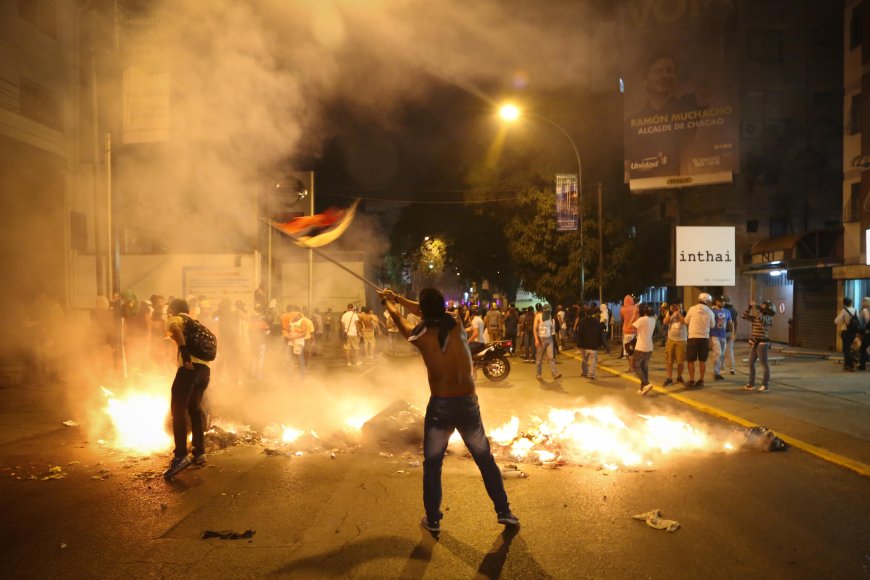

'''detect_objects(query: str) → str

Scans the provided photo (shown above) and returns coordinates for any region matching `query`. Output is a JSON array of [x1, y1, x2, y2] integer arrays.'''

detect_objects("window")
[[748, 30, 783, 63], [19, 78, 62, 132], [17, 0, 58, 40], [849, 94, 862, 136], [769, 218, 787, 237], [851, 4, 863, 50], [847, 183, 862, 222]]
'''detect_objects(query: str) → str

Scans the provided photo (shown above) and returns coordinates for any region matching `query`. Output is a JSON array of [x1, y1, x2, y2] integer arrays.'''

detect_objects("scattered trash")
[[66, 461, 80, 466], [330, 453, 336, 459], [500, 466, 528, 479], [407, 460, 421, 467], [741, 426, 788, 452], [42, 466, 65, 481], [378, 451, 394, 458], [201, 529, 255, 540], [62, 420, 80, 427], [396, 470, 407, 474], [361, 400, 425, 447], [60, 542, 67, 549], [91, 469, 112, 481], [632, 509, 680, 533]]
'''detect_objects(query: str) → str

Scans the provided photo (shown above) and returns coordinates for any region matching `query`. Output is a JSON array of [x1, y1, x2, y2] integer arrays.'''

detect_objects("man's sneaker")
[[497, 511, 520, 526], [192, 453, 207, 466], [535, 374, 543, 380], [695, 380, 705, 387], [638, 383, 654, 396], [677, 376, 685, 384], [663, 378, 674, 386], [729, 369, 736, 375], [420, 516, 440, 532], [553, 373, 563, 380], [714, 374, 725, 381], [163, 455, 191, 480], [757, 385, 770, 393], [742, 384, 755, 391], [685, 380, 695, 388]]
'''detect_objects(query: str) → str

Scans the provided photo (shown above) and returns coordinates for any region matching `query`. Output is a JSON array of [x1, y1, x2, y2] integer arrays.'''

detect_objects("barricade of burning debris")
[[739, 426, 788, 452]]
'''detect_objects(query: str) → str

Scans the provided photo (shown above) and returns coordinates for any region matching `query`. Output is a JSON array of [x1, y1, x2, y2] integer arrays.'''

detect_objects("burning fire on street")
[[94, 383, 774, 470]]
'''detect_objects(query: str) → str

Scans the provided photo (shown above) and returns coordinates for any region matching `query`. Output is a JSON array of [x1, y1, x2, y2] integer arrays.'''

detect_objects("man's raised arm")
[[379, 289, 417, 339]]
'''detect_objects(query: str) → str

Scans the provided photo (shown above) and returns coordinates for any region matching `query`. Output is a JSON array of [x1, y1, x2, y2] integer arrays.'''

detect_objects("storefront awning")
[[744, 229, 843, 274]]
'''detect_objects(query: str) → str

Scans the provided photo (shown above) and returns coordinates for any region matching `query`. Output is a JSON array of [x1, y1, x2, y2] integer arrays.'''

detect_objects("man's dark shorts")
[[686, 337, 710, 362]]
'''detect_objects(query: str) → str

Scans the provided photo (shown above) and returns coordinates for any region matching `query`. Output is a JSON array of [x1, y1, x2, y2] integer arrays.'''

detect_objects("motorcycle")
[[472, 340, 512, 381]]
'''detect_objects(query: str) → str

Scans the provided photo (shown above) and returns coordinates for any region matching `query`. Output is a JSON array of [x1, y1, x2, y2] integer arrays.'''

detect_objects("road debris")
[[62, 420, 80, 427], [632, 509, 680, 532], [361, 400, 424, 447], [42, 466, 65, 481], [201, 529, 255, 540], [500, 465, 528, 479], [741, 426, 788, 452]]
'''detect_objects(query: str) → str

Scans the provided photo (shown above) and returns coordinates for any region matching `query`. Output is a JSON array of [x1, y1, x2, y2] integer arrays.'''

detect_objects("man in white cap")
[[683, 293, 715, 387]]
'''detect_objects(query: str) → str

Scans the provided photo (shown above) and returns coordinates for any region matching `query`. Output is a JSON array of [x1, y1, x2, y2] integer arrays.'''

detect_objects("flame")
[[345, 415, 370, 430], [101, 385, 171, 454], [281, 426, 303, 443], [488, 405, 732, 469]]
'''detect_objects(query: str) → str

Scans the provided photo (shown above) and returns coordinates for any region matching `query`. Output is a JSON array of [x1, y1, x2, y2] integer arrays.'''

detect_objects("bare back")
[[412, 311, 476, 397]]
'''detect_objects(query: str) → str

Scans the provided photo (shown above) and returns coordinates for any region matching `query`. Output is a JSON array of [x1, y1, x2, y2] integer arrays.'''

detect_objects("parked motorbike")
[[472, 340, 512, 381]]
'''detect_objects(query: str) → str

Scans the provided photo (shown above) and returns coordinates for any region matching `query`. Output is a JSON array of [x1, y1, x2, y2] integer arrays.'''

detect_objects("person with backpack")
[[835, 297, 861, 372], [163, 298, 216, 480]]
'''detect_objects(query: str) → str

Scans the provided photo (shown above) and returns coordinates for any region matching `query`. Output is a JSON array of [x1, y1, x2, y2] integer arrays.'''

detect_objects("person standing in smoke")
[[380, 287, 520, 533], [163, 298, 211, 479]]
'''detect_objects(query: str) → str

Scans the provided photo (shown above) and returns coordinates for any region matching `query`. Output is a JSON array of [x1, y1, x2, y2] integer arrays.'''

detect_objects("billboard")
[[555, 174, 579, 231], [622, 0, 739, 192], [676, 227, 735, 286]]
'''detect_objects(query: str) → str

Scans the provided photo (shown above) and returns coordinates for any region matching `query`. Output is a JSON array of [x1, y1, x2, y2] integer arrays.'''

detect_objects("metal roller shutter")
[[793, 281, 837, 350]]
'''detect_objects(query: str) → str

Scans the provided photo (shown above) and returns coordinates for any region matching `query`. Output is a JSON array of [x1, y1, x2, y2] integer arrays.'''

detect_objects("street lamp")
[[499, 103, 585, 302]]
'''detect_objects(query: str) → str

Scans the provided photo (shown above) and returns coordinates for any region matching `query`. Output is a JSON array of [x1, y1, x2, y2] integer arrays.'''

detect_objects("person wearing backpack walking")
[[834, 297, 860, 372], [164, 298, 213, 479]]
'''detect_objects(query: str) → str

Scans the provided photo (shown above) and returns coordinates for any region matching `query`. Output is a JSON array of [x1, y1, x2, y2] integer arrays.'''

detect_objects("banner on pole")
[[621, 0, 739, 192], [555, 174, 579, 231], [676, 227, 735, 286]]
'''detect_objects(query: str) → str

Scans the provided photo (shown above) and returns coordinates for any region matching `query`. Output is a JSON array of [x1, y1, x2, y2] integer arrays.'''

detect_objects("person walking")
[[599, 303, 612, 355], [742, 300, 775, 392], [380, 287, 519, 532], [834, 298, 860, 372], [577, 306, 603, 380], [534, 304, 561, 381], [163, 298, 212, 479], [684, 293, 715, 387], [632, 303, 656, 395]]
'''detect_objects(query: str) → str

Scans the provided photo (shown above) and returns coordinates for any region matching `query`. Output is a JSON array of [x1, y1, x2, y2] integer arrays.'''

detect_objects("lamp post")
[[499, 104, 585, 302]]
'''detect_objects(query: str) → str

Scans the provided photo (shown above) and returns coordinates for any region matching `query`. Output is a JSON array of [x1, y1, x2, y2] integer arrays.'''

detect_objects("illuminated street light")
[[499, 103, 586, 301], [498, 103, 521, 122]]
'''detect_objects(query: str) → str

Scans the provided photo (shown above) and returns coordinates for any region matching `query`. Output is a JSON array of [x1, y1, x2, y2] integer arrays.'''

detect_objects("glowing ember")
[[488, 406, 733, 469], [345, 415, 370, 430], [101, 386, 171, 454]]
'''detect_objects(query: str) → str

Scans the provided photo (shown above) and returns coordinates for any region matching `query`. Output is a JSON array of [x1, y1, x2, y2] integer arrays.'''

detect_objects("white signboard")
[[866, 228, 869, 265], [676, 227, 735, 286]]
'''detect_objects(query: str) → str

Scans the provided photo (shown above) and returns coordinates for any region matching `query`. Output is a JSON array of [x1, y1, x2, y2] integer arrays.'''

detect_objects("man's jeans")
[[423, 395, 510, 523], [536, 336, 558, 377], [581, 349, 598, 378], [725, 334, 736, 372], [712, 336, 726, 375], [748, 340, 770, 387], [170, 364, 210, 459], [633, 350, 652, 385]]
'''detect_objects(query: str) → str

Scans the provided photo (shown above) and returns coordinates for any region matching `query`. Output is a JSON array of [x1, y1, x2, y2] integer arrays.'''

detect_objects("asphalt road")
[[1, 348, 868, 579]]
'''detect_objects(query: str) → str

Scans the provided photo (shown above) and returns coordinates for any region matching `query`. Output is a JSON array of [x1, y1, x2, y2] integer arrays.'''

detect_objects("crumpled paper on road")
[[632, 509, 680, 532], [201, 529, 255, 540]]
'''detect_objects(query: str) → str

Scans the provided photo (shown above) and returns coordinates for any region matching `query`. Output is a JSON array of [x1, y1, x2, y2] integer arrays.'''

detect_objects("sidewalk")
[[579, 340, 870, 476]]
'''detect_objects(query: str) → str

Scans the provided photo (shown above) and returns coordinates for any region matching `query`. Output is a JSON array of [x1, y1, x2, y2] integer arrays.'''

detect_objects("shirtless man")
[[380, 287, 519, 532]]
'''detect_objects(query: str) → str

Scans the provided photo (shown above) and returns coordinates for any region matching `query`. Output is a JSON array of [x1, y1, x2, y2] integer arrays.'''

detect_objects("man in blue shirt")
[[712, 295, 734, 381]]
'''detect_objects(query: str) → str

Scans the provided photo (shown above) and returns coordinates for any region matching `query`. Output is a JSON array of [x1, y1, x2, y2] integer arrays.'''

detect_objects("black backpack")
[[180, 314, 217, 361], [846, 308, 862, 333]]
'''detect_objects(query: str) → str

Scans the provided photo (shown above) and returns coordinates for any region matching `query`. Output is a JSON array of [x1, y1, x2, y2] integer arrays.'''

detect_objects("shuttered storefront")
[[793, 280, 837, 350]]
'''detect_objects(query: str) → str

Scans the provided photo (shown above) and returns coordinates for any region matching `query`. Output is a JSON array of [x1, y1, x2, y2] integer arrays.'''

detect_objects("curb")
[[563, 351, 870, 479]]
